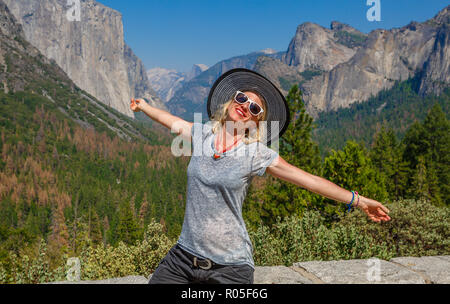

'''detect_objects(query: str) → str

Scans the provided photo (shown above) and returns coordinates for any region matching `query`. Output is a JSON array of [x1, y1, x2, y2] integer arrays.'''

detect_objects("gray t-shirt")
[[177, 121, 279, 269]]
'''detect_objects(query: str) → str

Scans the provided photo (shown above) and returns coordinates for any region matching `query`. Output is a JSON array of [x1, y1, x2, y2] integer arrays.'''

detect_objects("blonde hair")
[[210, 90, 268, 145]]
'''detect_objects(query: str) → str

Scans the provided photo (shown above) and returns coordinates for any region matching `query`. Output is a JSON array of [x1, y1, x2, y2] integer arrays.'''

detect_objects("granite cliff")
[[299, 8, 449, 118], [282, 21, 363, 72], [254, 6, 450, 119], [0, 0, 161, 142], [3, 0, 165, 117]]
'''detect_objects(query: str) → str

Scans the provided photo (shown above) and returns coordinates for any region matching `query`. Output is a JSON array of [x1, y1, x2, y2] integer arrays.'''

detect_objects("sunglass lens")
[[235, 92, 247, 104], [249, 102, 262, 116]]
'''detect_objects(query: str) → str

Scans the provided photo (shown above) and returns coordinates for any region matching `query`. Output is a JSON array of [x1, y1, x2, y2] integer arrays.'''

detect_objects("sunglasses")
[[233, 91, 264, 117]]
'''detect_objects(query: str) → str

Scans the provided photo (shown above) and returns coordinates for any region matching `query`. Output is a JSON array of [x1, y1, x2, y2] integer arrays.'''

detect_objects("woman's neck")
[[216, 122, 244, 151]]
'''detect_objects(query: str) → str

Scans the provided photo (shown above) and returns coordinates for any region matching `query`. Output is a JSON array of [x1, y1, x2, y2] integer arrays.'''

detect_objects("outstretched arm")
[[131, 98, 193, 139], [266, 156, 391, 222]]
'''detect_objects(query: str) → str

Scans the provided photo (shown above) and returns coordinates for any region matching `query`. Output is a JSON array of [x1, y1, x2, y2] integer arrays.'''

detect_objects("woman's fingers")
[[373, 208, 390, 222], [130, 98, 141, 112], [361, 199, 392, 222], [376, 207, 387, 216], [363, 203, 391, 222], [379, 204, 390, 214], [368, 213, 380, 222], [376, 204, 391, 221]]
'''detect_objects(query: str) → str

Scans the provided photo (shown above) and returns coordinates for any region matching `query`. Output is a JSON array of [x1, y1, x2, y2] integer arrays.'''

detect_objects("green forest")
[[0, 79, 449, 283], [0, 88, 191, 280], [313, 78, 450, 159]]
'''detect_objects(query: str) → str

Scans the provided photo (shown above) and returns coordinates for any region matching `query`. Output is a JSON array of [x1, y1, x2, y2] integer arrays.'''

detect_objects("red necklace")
[[213, 132, 241, 160]]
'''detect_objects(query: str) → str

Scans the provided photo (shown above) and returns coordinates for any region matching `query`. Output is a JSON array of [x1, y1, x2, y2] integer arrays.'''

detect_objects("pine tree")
[[278, 85, 322, 174], [116, 202, 141, 245], [409, 155, 429, 202], [89, 209, 102, 246], [323, 140, 389, 212], [421, 104, 449, 205], [370, 126, 409, 200], [402, 103, 449, 205], [102, 216, 109, 247], [47, 204, 69, 263], [391, 142, 410, 200], [138, 197, 149, 228]]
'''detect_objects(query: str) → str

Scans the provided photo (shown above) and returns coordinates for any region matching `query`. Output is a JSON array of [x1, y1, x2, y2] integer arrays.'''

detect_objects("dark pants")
[[149, 244, 254, 284]]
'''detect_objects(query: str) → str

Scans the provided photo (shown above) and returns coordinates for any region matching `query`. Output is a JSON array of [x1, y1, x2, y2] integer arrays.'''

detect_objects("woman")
[[130, 69, 391, 284]]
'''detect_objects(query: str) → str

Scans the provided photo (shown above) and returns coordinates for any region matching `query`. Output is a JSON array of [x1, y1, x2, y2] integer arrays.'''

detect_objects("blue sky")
[[97, 0, 449, 73]]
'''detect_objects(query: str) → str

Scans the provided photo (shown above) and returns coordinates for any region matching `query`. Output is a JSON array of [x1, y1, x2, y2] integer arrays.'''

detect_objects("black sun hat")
[[207, 68, 291, 146]]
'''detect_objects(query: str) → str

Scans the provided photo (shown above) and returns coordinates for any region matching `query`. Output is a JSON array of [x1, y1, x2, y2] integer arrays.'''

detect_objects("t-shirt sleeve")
[[251, 143, 279, 176]]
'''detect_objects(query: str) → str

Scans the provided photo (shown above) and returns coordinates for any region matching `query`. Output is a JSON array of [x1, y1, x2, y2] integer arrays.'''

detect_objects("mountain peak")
[[330, 21, 349, 30], [192, 63, 208, 72], [296, 22, 324, 32], [330, 20, 366, 37], [260, 48, 277, 54], [186, 64, 209, 81], [147, 67, 186, 102], [428, 5, 450, 26]]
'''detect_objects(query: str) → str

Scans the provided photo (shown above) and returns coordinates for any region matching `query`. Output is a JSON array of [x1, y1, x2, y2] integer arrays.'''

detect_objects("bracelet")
[[354, 192, 360, 208], [346, 191, 355, 213]]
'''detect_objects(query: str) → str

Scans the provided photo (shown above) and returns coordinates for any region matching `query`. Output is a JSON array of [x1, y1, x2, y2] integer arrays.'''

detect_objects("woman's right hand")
[[130, 98, 143, 112], [357, 195, 391, 223]]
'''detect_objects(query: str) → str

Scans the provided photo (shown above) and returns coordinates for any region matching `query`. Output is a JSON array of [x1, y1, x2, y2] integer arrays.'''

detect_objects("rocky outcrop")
[[300, 6, 449, 118], [185, 64, 209, 82], [418, 8, 450, 96], [50, 255, 450, 284], [282, 22, 363, 72], [147, 67, 186, 103], [147, 64, 209, 103], [3, 0, 164, 117], [330, 21, 366, 36], [0, 0, 21, 38], [0, 0, 56, 93], [253, 56, 304, 96], [330, 21, 368, 49], [0, 0, 158, 142], [255, 9, 448, 119]]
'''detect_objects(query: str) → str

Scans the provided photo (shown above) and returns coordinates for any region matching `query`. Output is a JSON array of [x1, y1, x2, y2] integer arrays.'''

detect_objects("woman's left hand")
[[357, 196, 391, 222]]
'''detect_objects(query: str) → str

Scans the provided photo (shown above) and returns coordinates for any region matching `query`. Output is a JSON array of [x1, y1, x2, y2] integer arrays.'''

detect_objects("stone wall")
[[51, 255, 449, 284]]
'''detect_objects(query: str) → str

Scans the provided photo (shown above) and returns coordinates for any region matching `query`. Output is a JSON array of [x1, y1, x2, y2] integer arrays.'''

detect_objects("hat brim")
[[207, 68, 290, 146]]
